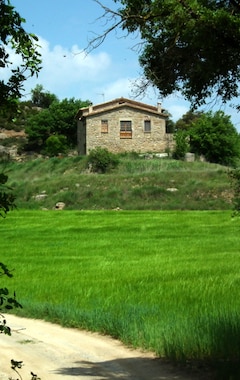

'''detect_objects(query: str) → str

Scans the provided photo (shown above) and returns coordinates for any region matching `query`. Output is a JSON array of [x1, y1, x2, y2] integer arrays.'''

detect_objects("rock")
[[34, 193, 47, 200], [0, 145, 9, 159], [60, 187, 69, 192], [55, 202, 65, 210], [185, 152, 195, 162], [8, 146, 18, 158], [155, 153, 168, 158], [0, 133, 8, 139]]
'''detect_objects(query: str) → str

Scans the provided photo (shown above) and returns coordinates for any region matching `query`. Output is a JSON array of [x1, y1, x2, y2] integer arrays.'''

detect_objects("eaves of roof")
[[76, 97, 167, 119]]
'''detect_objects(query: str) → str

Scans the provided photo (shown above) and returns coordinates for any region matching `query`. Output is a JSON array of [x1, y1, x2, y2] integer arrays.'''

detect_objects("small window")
[[120, 120, 132, 131], [120, 120, 132, 139], [101, 119, 108, 133], [144, 120, 151, 132]]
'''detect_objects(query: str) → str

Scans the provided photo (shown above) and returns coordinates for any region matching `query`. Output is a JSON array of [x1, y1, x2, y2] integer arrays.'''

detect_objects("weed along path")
[[1, 315, 208, 380]]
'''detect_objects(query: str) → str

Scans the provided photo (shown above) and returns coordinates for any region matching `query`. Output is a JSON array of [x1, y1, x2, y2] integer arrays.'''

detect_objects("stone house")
[[76, 97, 174, 155]]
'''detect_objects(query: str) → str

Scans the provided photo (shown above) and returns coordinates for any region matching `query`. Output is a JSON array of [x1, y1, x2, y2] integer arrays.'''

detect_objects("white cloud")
[[97, 78, 135, 102], [8, 35, 112, 100], [39, 38, 111, 80], [25, 37, 111, 94]]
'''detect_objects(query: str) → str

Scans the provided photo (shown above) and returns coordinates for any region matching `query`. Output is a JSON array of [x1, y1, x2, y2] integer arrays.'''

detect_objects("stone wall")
[[78, 107, 174, 154]]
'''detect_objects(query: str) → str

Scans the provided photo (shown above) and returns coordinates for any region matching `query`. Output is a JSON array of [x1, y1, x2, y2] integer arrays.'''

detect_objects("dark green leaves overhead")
[[99, 0, 240, 107], [0, 0, 41, 111]]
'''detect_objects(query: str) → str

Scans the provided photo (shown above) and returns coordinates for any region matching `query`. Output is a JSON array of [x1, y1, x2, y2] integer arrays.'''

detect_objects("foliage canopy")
[[25, 97, 91, 152], [189, 111, 240, 166], [173, 110, 240, 166], [175, 111, 203, 131], [94, 0, 240, 107], [0, 0, 41, 111], [31, 84, 58, 108]]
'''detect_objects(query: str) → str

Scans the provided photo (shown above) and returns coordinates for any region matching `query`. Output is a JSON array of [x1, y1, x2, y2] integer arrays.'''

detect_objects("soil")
[[1, 314, 210, 380]]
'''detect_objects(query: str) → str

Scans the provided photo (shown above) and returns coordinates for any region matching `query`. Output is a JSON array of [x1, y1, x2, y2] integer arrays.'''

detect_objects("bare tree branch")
[[86, 0, 124, 52]]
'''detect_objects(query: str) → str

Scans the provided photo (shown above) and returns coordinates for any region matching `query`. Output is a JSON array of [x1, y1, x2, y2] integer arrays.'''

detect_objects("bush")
[[189, 111, 240, 167], [87, 147, 119, 173], [172, 130, 189, 160], [45, 134, 67, 156]]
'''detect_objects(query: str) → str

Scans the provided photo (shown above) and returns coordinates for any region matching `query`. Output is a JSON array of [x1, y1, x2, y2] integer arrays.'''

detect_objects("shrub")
[[189, 111, 240, 167], [45, 134, 67, 156], [87, 147, 119, 173], [172, 130, 189, 160]]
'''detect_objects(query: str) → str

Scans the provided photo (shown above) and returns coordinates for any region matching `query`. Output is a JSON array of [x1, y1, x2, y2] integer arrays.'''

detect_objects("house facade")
[[76, 97, 174, 155]]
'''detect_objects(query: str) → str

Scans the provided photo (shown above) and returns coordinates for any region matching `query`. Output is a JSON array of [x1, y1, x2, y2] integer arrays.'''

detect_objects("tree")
[[175, 111, 203, 131], [0, 0, 41, 111], [31, 84, 58, 108], [0, 3, 41, 377], [92, 0, 240, 108], [0, 0, 38, 336], [47, 98, 91, 146], [25, 97, 91, 152], [189, 111, 240, 166], [24, 107, 54, 151]]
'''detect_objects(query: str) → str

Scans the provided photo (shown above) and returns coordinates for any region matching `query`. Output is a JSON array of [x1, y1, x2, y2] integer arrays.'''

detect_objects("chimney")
[[157, 102, 162, 113]]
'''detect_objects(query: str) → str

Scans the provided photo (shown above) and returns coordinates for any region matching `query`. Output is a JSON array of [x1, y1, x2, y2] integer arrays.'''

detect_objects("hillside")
[[2, 155, 233, 211]]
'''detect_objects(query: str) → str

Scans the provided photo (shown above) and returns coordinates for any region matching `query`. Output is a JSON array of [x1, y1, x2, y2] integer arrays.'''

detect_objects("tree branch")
[[86, 0, 124, 52]]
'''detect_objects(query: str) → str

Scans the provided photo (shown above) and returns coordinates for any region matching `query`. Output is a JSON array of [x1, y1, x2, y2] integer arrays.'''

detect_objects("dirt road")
[[1, 314, 208, 379]]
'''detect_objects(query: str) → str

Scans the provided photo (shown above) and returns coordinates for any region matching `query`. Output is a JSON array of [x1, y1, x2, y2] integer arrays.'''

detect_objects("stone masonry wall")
[[84, 107, 174, 154]]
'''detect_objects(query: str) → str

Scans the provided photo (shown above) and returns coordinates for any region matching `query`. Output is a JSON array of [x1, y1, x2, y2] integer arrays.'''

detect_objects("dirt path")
[[1, 314, 208, 379]]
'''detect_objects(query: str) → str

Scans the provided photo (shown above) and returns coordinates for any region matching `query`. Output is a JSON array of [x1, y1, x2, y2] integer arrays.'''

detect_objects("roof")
[[76, 97, 168, 119]]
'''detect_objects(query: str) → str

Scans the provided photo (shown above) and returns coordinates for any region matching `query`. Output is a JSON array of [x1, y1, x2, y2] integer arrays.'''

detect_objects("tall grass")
[[1, 210, 240, 378], [2, 156, 232, 210]]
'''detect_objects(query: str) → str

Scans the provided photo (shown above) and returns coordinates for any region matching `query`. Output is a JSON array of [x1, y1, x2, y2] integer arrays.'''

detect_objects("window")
[[120, 120, 132, 131], [120, 120, 132, 138], [144, 120, 151, 132], [101, 119, 108, 133]]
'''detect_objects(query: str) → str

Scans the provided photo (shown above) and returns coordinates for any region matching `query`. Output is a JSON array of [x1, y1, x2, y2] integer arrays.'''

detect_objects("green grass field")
[[3, 156, 232, 210], [1, 210, 240, 378]]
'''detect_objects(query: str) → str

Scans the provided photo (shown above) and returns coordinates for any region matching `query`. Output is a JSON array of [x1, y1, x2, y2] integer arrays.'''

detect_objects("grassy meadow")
[[2, 155, 233, 210], [1, 209, 240, 378]]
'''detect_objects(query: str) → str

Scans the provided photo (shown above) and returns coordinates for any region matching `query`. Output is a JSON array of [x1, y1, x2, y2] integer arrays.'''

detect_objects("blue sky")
[[9, 0, 240, 129]]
